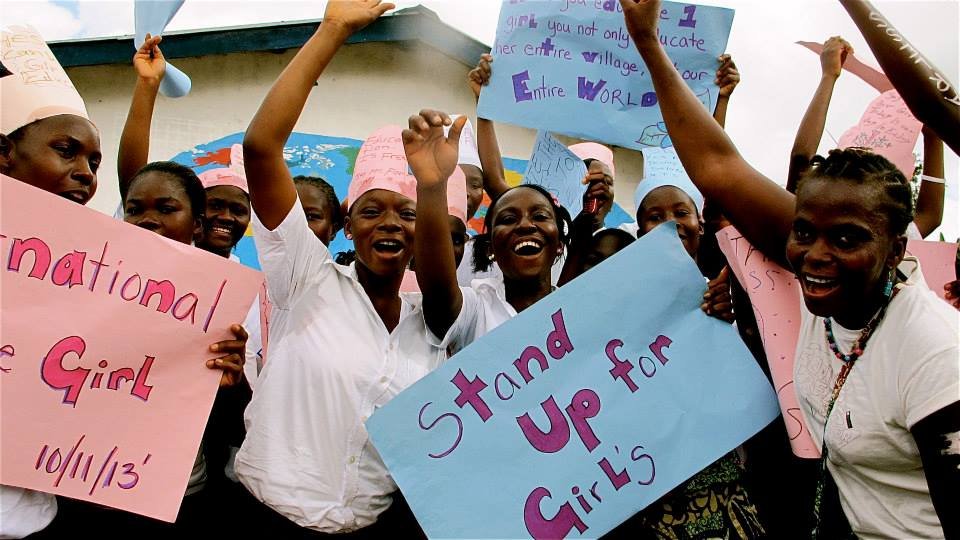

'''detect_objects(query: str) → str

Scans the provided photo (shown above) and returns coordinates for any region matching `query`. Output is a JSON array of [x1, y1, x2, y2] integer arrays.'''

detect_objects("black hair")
[[801, 147, 914, 236], [471, 184, 573, 273], [592, 228, 636, 250], [636, 185, 701, 223], [294, 175, 344, 232], [124, 161, 206, 220]]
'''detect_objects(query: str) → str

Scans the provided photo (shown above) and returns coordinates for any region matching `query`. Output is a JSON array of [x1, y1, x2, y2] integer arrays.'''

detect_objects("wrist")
[[137, 76, 162, 88], [318, 19, 354, 42], [416, 179, 448, 195]]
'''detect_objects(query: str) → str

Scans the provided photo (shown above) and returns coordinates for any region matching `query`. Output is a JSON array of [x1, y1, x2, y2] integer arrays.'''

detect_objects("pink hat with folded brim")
[[198, 144, 248, 193], [447, 166, 468, 224], [1, 25, 89, 135], [567, 142, 616, 180], [347, 125, 417, 209]]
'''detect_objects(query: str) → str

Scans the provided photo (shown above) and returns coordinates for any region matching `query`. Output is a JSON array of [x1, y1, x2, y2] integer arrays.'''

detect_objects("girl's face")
[[461, 164, 484, 220], [344, 189, 415, 277], [0, 115, 101, 205], [489, 187, 562, 281], [123, 172, 201, 245], [787, 178, 905, 327], [449, 215, 468, 268], [197, 185, 250, 252], [637, 186, 703, 258], [297, 182, 336, 246], [582, 234, 632, 273]]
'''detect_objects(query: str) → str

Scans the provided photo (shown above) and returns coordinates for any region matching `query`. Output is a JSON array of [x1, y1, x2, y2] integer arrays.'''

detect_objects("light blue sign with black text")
[[523, 131, 589, 216], [477, 0, 735, 150], [366, 223, 779, 539]]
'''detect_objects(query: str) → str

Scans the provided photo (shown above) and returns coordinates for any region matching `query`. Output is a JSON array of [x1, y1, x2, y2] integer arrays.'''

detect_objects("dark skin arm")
[[557, 177, 614, 287], [913, 126, 944, 238], [243, 0, 393, 229], [404, 110, 467, 338], [621, 0, 795, 267], [468, 54, 510, 200], [786, 36, 852, 194], [911, 401, 960, 538], [118, 34, 164, 191], [840, 0, 960, 155], [712, 54, 739, 128]]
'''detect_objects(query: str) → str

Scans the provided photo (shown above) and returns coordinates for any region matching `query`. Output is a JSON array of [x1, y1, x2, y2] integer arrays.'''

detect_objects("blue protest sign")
[[134, 0, 192, 98], [477, 1, 735, 150], [367, 223, 779, 539], [524, 131, 589, 215]]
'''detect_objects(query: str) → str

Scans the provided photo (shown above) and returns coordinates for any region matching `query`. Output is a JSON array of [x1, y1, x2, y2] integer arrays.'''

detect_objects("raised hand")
[[206, 324, 248, 387], [133, 33, 166, 83], [468, 53, 493, 100], [716, 54, 740, 98], [620, 0, 663, 43], [821, 36, 853, 79], [323, 0, 395, 36], [581, 161, 614, 219], [403, 109, 467, 187]]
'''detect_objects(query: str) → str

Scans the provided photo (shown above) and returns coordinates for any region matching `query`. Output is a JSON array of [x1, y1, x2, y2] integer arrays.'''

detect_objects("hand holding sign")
[[819, 36, 853, 79], [134, 0, 190, 97], [133, 34, 166, 83]]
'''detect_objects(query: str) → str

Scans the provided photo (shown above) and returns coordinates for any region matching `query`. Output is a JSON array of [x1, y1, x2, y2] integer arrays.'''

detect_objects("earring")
[[883, 269, 894, 298], [488, 253, 495, 262], [345, 233, 353, 240]]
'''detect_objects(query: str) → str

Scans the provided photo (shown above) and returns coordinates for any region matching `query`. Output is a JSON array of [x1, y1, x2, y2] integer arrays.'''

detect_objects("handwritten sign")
[[523, 131, 589, 215], [477, 1, 735, 151], [0, 176, 261, 521], [906, 240, 959, 300], [715, 227, 819, 458], [367, 223, 779, 539], [838, 90, 922, 177]]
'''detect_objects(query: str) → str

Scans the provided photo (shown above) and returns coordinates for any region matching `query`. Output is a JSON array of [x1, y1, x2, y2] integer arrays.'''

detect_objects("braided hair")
[[471, 184, 573, 273], [800, 147, 914, 236]]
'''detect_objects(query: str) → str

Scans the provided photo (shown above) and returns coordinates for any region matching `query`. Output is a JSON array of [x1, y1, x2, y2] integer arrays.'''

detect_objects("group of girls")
[[2, 0, 957, 538]]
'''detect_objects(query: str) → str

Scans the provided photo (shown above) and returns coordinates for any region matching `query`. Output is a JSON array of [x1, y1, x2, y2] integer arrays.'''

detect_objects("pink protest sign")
[[907, 240, 958, 301], [716, 227, 820, 458], [837, 90, 922, 177], [0, 176, 262, 521], [796, 41, 894, 93]]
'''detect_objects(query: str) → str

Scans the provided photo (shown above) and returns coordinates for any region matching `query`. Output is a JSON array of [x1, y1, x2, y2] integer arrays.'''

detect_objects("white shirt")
[[905, 221, 923, 240], [235, 200, 445, 533], [0, 487, 55, 539], [432, 278, 517, 355], [456, 238, 565, 288], [794, 258, 958, 539]]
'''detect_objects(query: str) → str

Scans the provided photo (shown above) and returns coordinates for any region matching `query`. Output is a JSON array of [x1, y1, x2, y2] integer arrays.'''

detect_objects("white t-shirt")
[[794, 258, 958, 539], [0, 487, 55, 539], [456, 238, 565, 288], [906, 221, 923, 240], [431, 278, 518, 355], [235, 200, 446, 533]]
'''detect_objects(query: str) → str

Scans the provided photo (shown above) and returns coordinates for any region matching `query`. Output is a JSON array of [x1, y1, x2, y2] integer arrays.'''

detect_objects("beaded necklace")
[[811, 283, 901, 539]]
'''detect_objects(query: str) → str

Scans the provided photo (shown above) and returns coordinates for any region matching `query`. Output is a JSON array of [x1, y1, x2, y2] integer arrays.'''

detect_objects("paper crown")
[[198, 144, 248, 193], [1, 25, 89, 135], [347, 125, 418, 208], [568, 142, 616, 180], [444, 115, 482, 169], [634, 147, 704, 213], [447, 166, 468, 224]]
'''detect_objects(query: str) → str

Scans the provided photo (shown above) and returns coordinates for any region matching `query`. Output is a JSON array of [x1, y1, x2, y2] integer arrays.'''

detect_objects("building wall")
[[67, 40, 643, 219]]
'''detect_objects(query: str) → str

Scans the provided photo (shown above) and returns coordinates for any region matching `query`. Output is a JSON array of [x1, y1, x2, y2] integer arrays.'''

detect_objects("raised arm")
[[913, 126, 945, 238], [404, 110, 467, 338], [118, 35, 164, 192], [712, 54, 739, 128], [786, 37, 851, 193], [469, 54, 509, 200], [840, 0, 960, 154], [243, 0, 393, 228], [621, 0, 795, 264]]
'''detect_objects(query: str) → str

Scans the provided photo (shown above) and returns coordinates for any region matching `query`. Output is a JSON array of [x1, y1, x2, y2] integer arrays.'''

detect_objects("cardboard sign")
[[477, 1, 734, 151], [837, 90, 922, 177], [715, 227, 819, 458], [906, 240, 959, 300], [0, 176, 261, 521], [523, 131, 589, 215], [367, 223, 779, 539]]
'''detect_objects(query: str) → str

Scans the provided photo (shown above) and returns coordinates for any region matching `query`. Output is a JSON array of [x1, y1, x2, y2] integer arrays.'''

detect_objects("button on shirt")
[[234, 201, 446, 533]]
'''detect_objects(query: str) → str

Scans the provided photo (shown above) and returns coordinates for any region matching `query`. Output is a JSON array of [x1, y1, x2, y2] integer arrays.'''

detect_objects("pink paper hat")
[[1, 25, 89, 135], [444, 115, 482, 169], [447, 166, 468, 223], [198, 144, 248, 193], [347, 125, 417, 208], [568, 142, 616, 180]]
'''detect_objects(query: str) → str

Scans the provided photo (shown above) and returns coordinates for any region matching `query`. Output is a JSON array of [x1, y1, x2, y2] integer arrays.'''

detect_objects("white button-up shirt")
[[235, 201, 445, 533]]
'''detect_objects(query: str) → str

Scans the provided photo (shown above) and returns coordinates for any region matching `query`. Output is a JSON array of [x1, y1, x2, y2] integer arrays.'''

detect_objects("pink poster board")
[[837, 90, 923, 177], [716, 227, 820, 458], [0, 176, 262, 521], [907, 240, 958, 300]]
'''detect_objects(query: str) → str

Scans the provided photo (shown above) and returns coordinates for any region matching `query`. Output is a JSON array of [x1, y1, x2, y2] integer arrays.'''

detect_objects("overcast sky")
[[6, 0, 960, 238]]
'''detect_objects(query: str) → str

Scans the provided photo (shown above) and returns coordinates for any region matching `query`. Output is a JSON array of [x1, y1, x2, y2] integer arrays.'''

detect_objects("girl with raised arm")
[[622, 1, 958, 537]]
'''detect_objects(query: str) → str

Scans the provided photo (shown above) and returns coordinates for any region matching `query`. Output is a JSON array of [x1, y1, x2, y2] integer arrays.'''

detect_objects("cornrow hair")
[[294, 175, 344, 232], [471, 184, 573, 273], [125, 161, 207, 221], [802, 147, 914, 236]]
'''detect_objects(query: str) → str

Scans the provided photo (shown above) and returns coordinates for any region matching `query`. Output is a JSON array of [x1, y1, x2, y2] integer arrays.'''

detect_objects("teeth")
[[807, 276, 834, 284], [513, 240, 542, 253]]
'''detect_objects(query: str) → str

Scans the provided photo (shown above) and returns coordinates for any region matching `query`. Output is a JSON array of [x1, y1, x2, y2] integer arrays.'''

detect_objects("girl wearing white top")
[[621, 1, 958, 537], [234, 1, 440, 536]]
